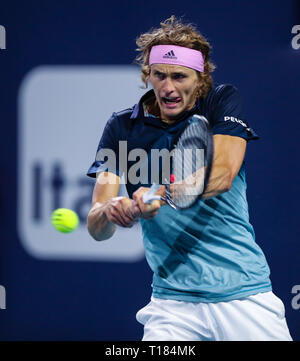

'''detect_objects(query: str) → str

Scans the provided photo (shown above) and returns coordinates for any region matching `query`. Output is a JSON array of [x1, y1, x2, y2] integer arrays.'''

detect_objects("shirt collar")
[[130, 89, 155, 119]]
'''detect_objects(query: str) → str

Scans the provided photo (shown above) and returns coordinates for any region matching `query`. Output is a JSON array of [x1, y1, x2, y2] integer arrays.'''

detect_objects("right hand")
[[132, 186, 165, 219], [103, 196, 141, 228]]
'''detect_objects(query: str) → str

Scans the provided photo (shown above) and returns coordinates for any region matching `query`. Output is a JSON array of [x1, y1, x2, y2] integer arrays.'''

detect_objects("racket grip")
[[142, 184, 161, 204]]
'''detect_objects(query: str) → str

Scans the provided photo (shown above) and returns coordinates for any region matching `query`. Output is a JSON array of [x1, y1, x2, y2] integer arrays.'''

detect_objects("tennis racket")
[[142, 114, 214, 209]]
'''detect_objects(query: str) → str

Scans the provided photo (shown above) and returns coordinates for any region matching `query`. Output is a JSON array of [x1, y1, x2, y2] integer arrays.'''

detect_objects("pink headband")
[[149, 45, 204, 73]]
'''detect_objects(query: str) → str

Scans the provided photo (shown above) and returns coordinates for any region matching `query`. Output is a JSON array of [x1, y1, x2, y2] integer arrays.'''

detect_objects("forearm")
[[87, 202, 116, 241], [202, 165, 232, 199], [202, 135, 246, 199]]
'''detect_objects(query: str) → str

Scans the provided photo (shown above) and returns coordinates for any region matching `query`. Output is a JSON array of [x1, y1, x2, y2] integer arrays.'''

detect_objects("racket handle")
[[142, 184, 161, 204]]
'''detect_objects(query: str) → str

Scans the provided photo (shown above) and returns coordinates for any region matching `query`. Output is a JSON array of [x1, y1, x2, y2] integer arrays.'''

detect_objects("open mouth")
[[162, 97, 182, 105]]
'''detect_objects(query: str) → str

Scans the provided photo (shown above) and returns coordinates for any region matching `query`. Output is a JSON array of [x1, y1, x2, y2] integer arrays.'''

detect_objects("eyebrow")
[[153, 70, 187, 76]]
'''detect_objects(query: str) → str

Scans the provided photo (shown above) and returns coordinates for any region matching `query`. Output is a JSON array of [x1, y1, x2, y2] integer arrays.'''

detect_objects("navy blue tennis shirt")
[[87, 84, 272, 303], [87, 84, 258, 197]]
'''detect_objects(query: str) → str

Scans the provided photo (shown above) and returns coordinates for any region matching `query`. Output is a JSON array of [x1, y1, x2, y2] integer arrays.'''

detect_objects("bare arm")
[[87, 172, 161, 241], [87, 172, 137, 241], [203, 134, 246, 199]]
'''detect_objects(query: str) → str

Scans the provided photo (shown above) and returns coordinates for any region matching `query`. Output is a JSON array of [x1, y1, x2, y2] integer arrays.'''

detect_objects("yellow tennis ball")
[[51, 208, 79, 233]]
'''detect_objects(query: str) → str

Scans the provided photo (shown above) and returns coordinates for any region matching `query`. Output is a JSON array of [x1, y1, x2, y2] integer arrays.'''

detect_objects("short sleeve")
[[86, 113, 121, 178], [210, 85, 259, 141]]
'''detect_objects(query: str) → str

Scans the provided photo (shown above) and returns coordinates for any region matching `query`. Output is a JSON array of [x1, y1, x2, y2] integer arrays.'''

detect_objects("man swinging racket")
[[86, 16, 292, 341]]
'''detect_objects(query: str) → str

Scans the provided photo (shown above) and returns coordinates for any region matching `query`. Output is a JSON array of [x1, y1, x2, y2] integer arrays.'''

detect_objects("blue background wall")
[[0, 0, 299, 340]]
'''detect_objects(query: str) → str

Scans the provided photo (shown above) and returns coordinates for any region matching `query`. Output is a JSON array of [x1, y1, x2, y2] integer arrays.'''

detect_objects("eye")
[[154, 71, 165, 80], [173, 73, 186, 80]]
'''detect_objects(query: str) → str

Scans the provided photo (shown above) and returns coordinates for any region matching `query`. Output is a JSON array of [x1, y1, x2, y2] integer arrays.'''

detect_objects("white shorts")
[[136, 292, 292, 341]]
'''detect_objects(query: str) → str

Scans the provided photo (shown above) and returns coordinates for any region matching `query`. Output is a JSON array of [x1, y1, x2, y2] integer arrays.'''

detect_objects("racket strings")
[[171, 121, 208, 208]]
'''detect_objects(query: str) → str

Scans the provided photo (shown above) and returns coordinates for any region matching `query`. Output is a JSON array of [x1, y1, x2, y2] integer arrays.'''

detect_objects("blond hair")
[[135, 16, 216, 98]]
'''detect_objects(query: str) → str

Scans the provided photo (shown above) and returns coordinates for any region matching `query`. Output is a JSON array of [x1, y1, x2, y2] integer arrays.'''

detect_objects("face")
[[149, 64, 200, 122]]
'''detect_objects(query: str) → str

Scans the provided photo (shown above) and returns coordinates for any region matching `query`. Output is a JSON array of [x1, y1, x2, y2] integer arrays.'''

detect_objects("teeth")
[[164, 97, 179, 103]]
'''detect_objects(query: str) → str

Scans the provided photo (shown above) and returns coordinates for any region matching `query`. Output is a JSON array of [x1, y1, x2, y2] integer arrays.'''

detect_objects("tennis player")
[[87, 16, 292, 341]]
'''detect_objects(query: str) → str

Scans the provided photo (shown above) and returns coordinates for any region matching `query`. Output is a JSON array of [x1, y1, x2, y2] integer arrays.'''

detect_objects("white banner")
[[18, 65, 145, 261]]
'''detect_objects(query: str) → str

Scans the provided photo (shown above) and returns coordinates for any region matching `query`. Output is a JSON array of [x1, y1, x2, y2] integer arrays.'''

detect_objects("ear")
[[195, 75, 204, 97], [194, 83, 201, 98]]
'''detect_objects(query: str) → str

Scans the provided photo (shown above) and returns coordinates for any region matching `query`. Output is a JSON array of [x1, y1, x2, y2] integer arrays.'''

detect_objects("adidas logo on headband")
[[163, 50, 177, 60]]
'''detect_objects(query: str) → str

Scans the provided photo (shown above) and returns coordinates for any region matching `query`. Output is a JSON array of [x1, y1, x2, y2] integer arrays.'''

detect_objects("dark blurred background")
[[0, 0, 299, 340]]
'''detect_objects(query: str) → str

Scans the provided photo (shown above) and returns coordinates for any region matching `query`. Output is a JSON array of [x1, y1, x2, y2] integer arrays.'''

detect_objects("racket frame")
[[142, 115, 214, 209]]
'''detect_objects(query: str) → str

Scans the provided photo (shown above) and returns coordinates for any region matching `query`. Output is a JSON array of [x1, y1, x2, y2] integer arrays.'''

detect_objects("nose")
[[162, 77, 176, 95]]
